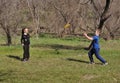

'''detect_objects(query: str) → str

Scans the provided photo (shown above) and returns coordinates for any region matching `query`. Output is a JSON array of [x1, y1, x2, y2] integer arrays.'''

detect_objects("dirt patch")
[[83, 74, 99, 80]]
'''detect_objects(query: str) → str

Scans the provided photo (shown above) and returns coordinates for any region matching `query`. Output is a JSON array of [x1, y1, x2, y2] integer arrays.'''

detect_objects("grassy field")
[[0, 36, 120, 83]]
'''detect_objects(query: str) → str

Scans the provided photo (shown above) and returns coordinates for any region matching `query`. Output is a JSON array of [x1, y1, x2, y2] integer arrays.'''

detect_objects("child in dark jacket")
[[21, 28, 30, 61]]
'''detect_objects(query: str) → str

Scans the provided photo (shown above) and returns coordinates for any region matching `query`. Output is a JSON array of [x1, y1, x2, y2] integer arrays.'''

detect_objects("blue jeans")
[[88, 48, 106, 63]]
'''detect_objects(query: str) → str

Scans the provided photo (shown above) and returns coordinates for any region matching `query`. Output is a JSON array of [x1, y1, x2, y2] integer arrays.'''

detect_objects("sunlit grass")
[[0, 36, 120, 83]]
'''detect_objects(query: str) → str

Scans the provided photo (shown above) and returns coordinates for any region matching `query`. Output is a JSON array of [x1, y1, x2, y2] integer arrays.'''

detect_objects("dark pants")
[[88, 48, 106, 63], [23, 45, 30, 60]]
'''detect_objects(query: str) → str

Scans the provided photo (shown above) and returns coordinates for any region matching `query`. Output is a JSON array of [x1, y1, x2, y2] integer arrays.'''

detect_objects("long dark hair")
[[22, 28, 25, 35]]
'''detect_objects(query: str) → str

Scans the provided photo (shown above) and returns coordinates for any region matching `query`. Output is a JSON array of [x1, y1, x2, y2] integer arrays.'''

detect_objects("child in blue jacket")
[[83, 29, 108, 65]]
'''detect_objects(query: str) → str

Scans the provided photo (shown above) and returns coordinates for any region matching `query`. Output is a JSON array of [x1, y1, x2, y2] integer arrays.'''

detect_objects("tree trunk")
[[6, 28, 12, 46], [6, 33, 12, 46], [0, 23, 12, 45], [98, 0, 111, 30]]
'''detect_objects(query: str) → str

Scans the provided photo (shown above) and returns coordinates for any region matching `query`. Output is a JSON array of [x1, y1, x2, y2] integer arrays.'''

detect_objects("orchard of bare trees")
[[0, 0, 120, 45]]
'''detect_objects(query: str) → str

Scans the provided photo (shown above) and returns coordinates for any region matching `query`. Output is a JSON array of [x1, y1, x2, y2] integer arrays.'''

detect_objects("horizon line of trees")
[[0, 0, 120, 45]]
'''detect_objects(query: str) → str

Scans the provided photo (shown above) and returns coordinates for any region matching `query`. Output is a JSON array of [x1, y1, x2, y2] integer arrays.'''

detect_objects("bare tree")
[[0, 0, 21, 45], [26, 0, 49, 38], [0, 0, 119, 43], [90, 0, 111, 29]]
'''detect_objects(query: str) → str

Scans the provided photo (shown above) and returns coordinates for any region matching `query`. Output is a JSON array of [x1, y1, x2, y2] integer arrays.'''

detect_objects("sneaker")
[[103, 62, 108, 66], [22, 59, 27, 62]]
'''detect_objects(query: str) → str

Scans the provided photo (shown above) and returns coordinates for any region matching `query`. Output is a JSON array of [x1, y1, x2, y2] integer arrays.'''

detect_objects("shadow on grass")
[[32, 44, 88, 50], [6, 55, 22, 61], [66, 58, 102, 65], [66, 58, 89, 64]]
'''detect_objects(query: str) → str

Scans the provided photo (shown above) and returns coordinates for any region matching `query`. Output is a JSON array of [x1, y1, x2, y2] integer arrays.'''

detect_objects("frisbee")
[[64, 23, 70, 28]]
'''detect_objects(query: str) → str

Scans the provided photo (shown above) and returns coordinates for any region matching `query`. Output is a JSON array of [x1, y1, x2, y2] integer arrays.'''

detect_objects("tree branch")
[[98, 0, 111, 30]]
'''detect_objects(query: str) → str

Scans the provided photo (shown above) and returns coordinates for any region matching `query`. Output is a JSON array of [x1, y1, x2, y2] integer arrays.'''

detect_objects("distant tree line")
[[0, 0, 120, 45]]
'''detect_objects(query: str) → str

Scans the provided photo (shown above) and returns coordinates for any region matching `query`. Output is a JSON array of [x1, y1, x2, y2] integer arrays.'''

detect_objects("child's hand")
[[83, 32, 87, 37], [22, 44, 24, 46], [83, 32, 93, 40]]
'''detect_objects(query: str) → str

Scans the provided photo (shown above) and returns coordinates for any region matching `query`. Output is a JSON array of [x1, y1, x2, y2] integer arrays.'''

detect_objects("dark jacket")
[[21, 34, 30, 45]]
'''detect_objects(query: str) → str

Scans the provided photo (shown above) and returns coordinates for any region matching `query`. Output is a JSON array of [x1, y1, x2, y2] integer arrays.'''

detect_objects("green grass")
[[0, 36, 120, 83]]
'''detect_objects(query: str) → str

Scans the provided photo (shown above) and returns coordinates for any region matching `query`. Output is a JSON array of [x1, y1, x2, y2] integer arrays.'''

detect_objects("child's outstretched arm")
[[83, 32, 93, 40]]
